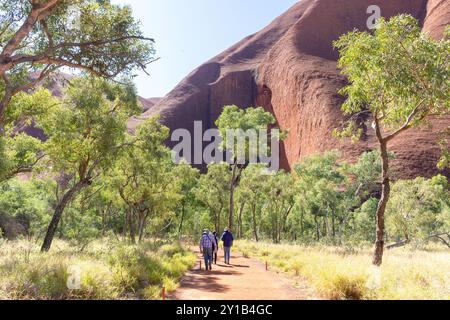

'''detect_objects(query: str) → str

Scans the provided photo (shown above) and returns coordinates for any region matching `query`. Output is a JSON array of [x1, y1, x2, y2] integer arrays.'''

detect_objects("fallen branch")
[[387, 232, 450, 250], [386, 239, 410, 250], [426, 232, 450, 248]]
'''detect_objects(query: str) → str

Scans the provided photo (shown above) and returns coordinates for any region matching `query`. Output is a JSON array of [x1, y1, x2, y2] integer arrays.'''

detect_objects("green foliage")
[[386, 175, 450, 242], [0, 178, 55, 236], [0, 88, 57, 182], [0, 239, 195, 300], [214, 105, 280, 234], [352, 198, 378, 243], [293, 151, 346, 242], [261, 170, 295, 243], [334, 15, 449, 137], [334, 14, 449, 264], [172, 162, 200, 236], [108, 116, 185, 242], [237, 165, 272, 240], [437, 130, 450, 170], [39, 77, 139, 178], [0, 0, 154, 96], [215, 105, 275, 162], [193, 162, 231, 232]]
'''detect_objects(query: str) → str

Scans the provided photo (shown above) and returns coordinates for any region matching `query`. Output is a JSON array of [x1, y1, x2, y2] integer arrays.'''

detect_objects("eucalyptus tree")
[[193, 162, 230, 234], [173, 162, 200, 238], [386, 175, 450, 245], [39, 77, 139, 252], [0, 0, 155, 127], [263, 171, 295, 243], [238, 165, 268, 241], [215, 106, 275, 230], [294, 151, 345, 242], [110, 117, 182, 243], [0, 88, 57, 182], [334, 16, 450, 265]]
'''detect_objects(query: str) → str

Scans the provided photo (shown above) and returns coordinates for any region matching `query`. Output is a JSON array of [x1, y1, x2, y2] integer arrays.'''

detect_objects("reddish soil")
[[170, 248, 316, 300]]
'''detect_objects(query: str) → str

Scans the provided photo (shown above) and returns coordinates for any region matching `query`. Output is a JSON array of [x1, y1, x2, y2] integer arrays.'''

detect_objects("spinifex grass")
[[234, 240, 450, 300], [0, 238, 196, 300]]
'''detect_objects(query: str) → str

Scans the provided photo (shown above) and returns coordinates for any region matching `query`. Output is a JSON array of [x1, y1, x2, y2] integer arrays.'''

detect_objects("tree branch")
[[0, 0, 59, 59], [12, 64, 57, 95], [40, 19, 54, 48], [384, 99, 427, 142]]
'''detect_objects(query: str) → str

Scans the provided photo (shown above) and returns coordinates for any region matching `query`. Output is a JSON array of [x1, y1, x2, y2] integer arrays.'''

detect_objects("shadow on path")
[[170, 247, 315, 300]]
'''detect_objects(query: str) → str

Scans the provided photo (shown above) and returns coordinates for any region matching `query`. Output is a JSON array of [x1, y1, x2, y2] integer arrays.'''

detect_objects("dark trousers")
[[202, 247, 212, 270]]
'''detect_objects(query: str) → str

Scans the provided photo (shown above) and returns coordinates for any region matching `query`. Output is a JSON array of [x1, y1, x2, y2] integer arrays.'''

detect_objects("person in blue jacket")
[[221, 227, 234, 265]]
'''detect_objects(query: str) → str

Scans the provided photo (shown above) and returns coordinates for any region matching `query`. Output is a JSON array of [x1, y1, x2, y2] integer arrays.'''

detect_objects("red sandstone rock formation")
[[139, 97, 162, 113], [130, 0, 450, 179]]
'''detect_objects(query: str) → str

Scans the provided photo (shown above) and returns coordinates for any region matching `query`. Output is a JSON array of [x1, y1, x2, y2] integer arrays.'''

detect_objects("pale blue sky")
[[112, 0, 299, 98]]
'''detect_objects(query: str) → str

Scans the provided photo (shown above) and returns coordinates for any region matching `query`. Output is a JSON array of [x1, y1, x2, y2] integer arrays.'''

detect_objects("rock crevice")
[[130, 0, 450, 178]]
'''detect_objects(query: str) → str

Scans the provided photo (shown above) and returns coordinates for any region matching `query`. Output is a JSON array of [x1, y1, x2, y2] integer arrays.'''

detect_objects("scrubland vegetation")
[[0, 0, 448, 301], [235, 241, 450, 300], [0, 239, 195, 300]]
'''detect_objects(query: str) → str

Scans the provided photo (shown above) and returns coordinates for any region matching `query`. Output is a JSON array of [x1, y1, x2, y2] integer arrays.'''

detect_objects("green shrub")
[[0, 239, 196, 300]]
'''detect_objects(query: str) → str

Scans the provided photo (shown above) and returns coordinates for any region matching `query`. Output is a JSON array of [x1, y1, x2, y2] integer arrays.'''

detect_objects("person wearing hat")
[[221, 227, 234, 265], [199, 229, 214, 270]]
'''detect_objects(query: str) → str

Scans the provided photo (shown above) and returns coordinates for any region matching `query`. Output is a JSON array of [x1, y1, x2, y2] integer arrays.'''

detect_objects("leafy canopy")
[[0, 88, 57, 181], [215, 105, 275, 162], [333, 15, 449, 148], [0, 0, 154, 123], [38, 77, 140, 180]]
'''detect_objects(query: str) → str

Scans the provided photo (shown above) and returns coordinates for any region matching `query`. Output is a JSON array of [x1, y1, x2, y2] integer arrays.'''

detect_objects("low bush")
[[0, 238, 195, 300]]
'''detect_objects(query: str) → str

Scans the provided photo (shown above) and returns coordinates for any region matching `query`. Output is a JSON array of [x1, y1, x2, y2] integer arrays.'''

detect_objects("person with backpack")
[[221, 227, 234, 265], [199, 229, 214, 271]]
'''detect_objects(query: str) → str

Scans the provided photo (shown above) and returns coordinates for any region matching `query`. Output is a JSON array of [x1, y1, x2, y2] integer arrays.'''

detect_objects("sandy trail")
[[170, 248, 316, 300]]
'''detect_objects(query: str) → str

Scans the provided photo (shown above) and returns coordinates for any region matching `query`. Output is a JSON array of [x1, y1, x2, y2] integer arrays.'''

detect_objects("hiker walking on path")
[[199, 229, 214, 271], [221, 227, 234, 265], [211, 231, 219, 265]]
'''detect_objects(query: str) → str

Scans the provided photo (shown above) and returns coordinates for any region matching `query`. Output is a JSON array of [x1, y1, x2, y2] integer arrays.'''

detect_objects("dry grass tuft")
[[234, 241, 450, 300]]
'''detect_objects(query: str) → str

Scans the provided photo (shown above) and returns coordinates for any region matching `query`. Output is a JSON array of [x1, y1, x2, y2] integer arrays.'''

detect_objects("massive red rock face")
[[131, 0, 450, 179]]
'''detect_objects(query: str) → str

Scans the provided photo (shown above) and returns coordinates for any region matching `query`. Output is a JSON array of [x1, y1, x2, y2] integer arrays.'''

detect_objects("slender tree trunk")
[[237, 201, 245, 238], [300, 211, 304, 236], [138, 211, 148, 243], [228, 158, 243, 231], [314, 215, 320, 241], [123, 211, 128, 242], [41, 180, 86, 252], [229, 161, 238, 230], [102, 206, 107, 234], [218, 205, 223, 233], [373, 138, 390, 266], [282, 204, 294, 238], [129, 213, 136, 244], [138, 222, 144, 243], [331, 210, 336, 239], [58, 216, 64, 239], [178, 203, 185, 238], [251, 203, 259, 242]]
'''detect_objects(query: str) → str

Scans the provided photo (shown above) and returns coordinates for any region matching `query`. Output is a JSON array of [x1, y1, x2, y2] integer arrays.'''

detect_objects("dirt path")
[[170, 248, 316, 300]]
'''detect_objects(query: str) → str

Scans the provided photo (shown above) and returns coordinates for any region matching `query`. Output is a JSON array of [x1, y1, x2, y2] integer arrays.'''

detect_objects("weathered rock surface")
[[139, 97, 162, 113], [130, 0, 450, 179]]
